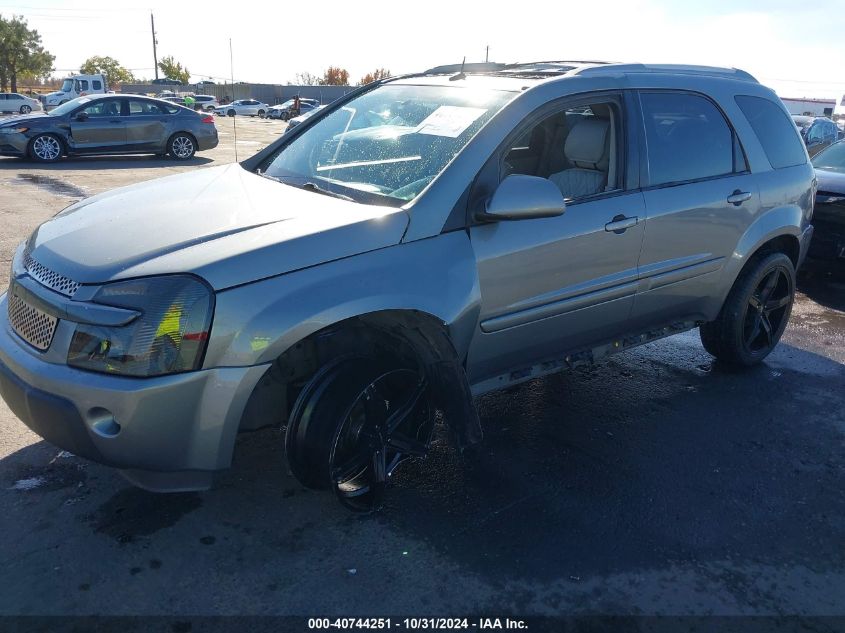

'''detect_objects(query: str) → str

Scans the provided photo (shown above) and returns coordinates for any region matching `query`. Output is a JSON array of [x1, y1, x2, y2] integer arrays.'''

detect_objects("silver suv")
[[0, 62, 815, 511]]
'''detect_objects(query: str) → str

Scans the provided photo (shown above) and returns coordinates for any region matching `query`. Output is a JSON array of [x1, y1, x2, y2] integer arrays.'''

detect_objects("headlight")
[[0, 127, 28, 134], [67, 275, 214, 377]]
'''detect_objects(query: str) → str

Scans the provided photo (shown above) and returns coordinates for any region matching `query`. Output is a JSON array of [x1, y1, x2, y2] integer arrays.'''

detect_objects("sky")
[[1, 0, 843, 105]]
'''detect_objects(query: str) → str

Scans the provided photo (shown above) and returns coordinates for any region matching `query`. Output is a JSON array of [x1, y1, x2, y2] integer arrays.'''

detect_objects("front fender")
[[204, 231, 481, 368]]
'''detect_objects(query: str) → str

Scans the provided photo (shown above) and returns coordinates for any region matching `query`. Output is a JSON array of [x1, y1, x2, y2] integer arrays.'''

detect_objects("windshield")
[[261, 84, 514, 205], [49, 96, 91, 117], [61, 79, 74, 92], [812, 142, 845, 173]]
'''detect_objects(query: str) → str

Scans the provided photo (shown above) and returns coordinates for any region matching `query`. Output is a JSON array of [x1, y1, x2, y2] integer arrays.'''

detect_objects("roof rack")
[[418, 61, 758, 84], [423, 60, 612, 76], [572, 63, 758, 83]]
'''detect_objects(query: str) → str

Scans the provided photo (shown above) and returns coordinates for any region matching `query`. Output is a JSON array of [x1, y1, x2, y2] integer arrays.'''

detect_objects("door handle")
[[727, 190, 752, 206], [605, 214, 639, 234]]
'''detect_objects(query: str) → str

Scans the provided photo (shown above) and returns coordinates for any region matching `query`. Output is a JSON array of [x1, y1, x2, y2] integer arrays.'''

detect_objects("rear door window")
[[735, 95, 806, 169], [640, 91, 736, 186], [92, 80, 102, 91], [128, 99, 168, 115]]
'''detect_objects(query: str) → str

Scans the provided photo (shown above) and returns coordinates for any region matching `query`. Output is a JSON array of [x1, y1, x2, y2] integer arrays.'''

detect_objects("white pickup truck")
[[40, 74, 107, 110]]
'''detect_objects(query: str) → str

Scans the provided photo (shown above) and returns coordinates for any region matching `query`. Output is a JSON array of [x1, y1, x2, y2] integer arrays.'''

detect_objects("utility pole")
[[151, 13, 159, 80], [485, 45, 489, 62]]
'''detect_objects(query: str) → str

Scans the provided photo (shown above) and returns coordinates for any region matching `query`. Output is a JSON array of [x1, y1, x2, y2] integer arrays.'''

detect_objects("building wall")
[[780, 98, 837, 117], [120, 83, 355, 106]]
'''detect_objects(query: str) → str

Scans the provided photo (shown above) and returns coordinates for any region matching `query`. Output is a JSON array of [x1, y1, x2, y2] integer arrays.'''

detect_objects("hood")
[[28, 164, 409, 290], [0, 113, 51, 127], [815, 168, 845, 195]]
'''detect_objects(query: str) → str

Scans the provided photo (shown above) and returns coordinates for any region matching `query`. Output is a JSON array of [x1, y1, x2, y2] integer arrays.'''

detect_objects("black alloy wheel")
[[286, 359, 434, 512]]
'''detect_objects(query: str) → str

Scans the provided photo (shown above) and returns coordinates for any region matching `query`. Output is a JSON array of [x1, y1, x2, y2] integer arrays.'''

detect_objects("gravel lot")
[[1, 114, 844, 623]]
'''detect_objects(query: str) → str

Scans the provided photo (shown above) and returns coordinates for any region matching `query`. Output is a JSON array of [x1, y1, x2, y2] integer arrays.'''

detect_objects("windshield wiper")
[[302, 181, 356, 202], [257, 171, 356, 203]]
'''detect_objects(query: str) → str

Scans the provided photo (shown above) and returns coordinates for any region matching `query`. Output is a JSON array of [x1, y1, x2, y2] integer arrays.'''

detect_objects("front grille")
[[8, 293, 58, 351], [24, 253, 80, 297]]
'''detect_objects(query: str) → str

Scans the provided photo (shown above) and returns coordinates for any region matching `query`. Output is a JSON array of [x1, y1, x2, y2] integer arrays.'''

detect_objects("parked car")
[[160, 96, 186, 106], [214, 99, 269, 117], [0, 92, 42, 114], [267, 98, 320, 120], [792, 115, 839, 157], [0, 62, 814, 512], [151, 78, 184, 86], [0, 94, 218, 162], [285, 104, 327, 130], [193, 95, 219, 111], [807, 140, 845, 261]]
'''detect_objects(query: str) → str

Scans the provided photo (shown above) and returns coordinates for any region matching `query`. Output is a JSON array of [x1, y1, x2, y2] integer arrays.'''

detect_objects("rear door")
[[125, 99, 168, 150], [69, 98, 127, 151], [628, 90, 759, 329]]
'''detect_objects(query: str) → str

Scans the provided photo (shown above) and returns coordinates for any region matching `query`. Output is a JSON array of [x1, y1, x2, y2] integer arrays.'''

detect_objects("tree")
[[293, 71, 319, 86], [358, 68, 391, 86], [80, 56, 135, 88], [157, 55, 190, 83], [319, 66, 350, 86], [0, 15, 54, 92]]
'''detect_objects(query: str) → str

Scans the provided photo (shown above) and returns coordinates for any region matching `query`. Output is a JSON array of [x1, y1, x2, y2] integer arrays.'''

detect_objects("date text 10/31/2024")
[[307, 618, 529, 630]]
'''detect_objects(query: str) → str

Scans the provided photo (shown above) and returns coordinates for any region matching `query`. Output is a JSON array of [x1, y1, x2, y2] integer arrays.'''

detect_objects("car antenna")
[[230, 37, 238, 162], [450, 57, 466, 81]]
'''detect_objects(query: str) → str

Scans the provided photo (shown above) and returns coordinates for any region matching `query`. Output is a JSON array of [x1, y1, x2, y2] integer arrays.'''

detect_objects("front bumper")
[[0, 132, 29, 157], [798, 224, 815, 270], [807, 208, 845, 261], [0, 290, 269, 491]]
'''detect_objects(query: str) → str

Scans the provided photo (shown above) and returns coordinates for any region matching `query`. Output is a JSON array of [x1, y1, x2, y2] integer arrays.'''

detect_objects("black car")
[[808, 140, 845, 261], [0, 94, 218, 162], [151, 78, 184, 86]]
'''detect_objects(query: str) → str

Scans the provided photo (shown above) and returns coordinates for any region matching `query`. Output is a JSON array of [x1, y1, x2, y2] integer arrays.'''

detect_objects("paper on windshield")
[[414, 106, 488, 138]]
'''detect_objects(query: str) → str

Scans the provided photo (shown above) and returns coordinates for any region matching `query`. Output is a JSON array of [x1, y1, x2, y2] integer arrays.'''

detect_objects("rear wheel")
[[167, 133, 196, 160], [700, 252, 795, 366], [29, 134, 63, 162], [285, 358, 434, 512]]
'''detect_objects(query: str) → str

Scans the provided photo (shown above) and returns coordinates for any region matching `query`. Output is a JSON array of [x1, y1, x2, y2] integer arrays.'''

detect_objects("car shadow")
[[798, 260, 845, 312], [0, 154, 215, 171], [1, 333, 844, 615]]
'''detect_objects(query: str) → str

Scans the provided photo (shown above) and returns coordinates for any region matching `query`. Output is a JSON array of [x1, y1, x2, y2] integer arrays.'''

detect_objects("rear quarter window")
[[735, 96, 807, 169]]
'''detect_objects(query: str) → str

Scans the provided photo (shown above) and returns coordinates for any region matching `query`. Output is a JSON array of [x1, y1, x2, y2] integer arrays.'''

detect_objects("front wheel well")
[[27, 132, 66, 158], [238, 310, 481, 447]]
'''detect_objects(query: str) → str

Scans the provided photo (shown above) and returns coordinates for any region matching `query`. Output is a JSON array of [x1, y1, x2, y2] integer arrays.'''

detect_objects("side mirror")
[[75, 112, 88, 122], [476, 174, 566, 222]]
